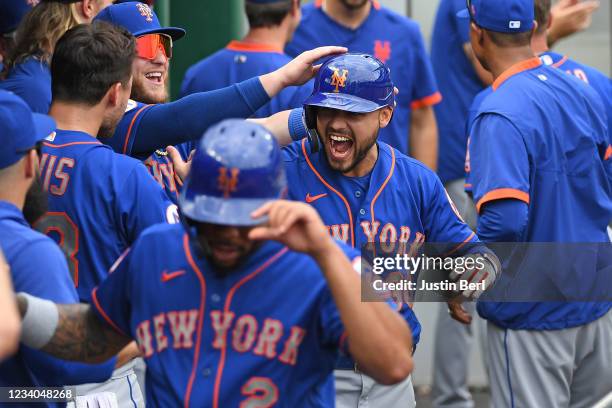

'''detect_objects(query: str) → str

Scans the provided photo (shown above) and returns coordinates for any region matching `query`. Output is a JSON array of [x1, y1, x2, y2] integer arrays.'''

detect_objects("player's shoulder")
[[375, 4, 422, 36], [7, 227, 66, 267], [124, 99, 148, 115], [136, 222, 184, 247], [300, 1, 319, 19], [282, 140, 307, 161]]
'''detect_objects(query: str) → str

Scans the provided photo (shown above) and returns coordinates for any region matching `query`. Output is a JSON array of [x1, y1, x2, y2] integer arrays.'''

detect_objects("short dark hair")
[[534, 0, 551, 34], [51, 21, 135, 106], [485, 29, 533, 47], [245, 0, 294, 29]]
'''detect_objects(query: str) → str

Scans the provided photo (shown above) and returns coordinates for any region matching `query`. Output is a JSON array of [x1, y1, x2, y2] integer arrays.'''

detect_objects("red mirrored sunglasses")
[[136, 33, 173, 60]]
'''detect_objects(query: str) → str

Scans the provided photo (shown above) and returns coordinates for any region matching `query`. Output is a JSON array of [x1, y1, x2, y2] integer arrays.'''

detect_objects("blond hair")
[[2, 2, 79, 75]]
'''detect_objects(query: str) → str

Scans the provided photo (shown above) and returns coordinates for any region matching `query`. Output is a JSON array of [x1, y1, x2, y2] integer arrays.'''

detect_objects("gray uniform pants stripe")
[[487, 310, 612, 408]]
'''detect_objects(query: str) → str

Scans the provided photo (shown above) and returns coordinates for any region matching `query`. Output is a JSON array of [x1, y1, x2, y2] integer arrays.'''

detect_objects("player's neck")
[[242, 28, 288, 52], [0, 182, 26, 213], [48, 102, 104, 138], [322, 0, 371, 30], [487, 47, 537, 82], [530, 33, 550, 55]]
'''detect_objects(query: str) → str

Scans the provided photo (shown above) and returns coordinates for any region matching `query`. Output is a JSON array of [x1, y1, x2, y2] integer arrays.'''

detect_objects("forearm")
[[132, 78, 270, 154], [250, 110, 294, 146], [0, 261, 20, 359], [314, 245, 413, 384], [18, 294, 131, 364], [410, 106, 439, 171]]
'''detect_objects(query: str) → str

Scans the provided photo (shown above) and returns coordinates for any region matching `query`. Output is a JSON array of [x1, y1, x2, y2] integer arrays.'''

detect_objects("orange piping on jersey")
[[316, 0, 380, 9], [301, 139, 355, 247], [226, 40, 284, 54], [42, 141, 100, 149], [476, 188, 530, 213], [183, 233, 207, 408], [369, 144, 396, 249], [445, 231, 476, 257], [492, 57, 542, 91], [604, 145, 612, 160], [464, 183, 473, 189], [124, 104, 153, 155], [212, 247, 289, 408], [91, 287, 127, 336], [552, 55, 569, 68], [410, 91, 442, 110]]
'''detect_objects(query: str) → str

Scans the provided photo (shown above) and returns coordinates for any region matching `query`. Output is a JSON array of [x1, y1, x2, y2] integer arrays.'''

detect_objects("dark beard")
[[339, 0, 369, 11], [23, 177, 48, 225]]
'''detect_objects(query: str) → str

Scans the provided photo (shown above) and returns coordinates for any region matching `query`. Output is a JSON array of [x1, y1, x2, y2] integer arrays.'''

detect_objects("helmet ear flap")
[[304, 106, 322, 153]]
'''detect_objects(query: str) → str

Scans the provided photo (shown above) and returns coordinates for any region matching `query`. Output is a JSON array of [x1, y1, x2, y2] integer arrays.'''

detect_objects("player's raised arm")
[[249, 200, 414, 385], [129, 46, 346, 155], [16, 295, 131, 364]]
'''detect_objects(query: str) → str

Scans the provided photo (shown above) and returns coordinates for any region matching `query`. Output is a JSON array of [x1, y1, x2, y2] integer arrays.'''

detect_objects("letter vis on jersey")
[[136, 311, 307, 366]]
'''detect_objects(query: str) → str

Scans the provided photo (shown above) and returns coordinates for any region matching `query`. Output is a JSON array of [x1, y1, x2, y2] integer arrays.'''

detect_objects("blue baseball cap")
[[0, 91, 56, 169], [94, 2, 186, 40], [457, 0, 535, 33], [0, 0, 36, 35]]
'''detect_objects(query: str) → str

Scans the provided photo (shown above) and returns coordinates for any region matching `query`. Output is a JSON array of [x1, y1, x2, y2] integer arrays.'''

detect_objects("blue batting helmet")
[[178, 119, 287, 226], [303, 53, 395, 152]]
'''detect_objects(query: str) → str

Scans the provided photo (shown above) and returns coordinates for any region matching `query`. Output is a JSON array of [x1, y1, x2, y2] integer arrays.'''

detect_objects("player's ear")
[[378, 106, 393, 128], [24, 150, 37, 180], [79, 0, 96, 22], [106, 82, 123, 109], [470, 22, 483, 45]]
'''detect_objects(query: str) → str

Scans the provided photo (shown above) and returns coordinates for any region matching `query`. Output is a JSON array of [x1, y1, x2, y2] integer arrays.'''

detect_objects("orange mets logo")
[[136, 3, 154, 22], [374, 40, 391, 64], [330, 67, 349, 93], [217, 167, 240, 198]]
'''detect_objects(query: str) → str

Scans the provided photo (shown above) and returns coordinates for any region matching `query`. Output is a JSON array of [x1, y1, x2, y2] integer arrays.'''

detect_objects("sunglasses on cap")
[[136, 33, 173, 60], [465, 0, 477, 24]]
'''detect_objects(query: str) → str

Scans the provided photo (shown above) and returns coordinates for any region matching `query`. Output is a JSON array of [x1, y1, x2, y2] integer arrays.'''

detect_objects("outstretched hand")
[[249, 200, 335, 257], [548, 0, 599, 46], [260, 46, 347, 97]]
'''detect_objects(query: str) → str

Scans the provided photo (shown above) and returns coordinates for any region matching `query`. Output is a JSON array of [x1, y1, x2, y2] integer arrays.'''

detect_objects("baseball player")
[[460, 0, 612, 405], [285, 0, 441, 170], [16, 119, 415, 407], [0, 0, 114, 113], [36, 22, 178, 406], [180, 0, 312, 118], [94, 2, 344, 204], [0, 91, 116, 400], [279, 53, 500, 408]]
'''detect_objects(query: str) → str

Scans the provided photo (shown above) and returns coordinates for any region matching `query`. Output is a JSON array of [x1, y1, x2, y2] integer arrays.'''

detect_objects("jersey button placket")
[[355, 190, 362, 198], [359, 208, 366, 216]]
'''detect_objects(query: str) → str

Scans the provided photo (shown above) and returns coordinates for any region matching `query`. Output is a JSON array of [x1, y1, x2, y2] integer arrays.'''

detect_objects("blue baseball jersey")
[[540, 50, 611, 144], [0, 58, 51, 113], [468, 58, 612, 330], [36, 129, 177, 302], [431, 0, 485, 184], [0, 201, 114, 406], [285, 0, 441, 154], [101, 100, 184, 204], [92, 223, 359, 407], [180, 41, 312, 119], [466, 52, 612, 192], [283, 139, 481, 358]]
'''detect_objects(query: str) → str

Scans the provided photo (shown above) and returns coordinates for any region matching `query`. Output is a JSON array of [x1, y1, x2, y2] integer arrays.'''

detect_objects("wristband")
[[288, 108, 307, 141], [18, 292, 59, 349]]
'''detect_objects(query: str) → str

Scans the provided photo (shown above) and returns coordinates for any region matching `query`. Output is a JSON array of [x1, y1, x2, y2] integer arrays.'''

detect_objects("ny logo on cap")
[[136, 3, 154, 22], [218, 167, 240, 198], [330, 67, 349, 93]]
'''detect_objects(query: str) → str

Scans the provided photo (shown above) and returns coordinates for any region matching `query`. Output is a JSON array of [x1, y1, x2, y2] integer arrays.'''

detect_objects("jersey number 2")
[[240, 377, 279, 408], [35, 212, 79, 286]]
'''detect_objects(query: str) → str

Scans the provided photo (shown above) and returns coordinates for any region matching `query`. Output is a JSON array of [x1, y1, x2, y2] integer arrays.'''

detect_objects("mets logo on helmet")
[[136, 3, 154, 22], [218, 167, 240, 198], [330, 67, 348, 93]]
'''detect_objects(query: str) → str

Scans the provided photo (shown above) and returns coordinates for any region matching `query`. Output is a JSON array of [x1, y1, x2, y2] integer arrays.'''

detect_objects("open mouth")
[[328, 134, 354, 161], [209, 243, 240, 263], [144, 71, 164, 84]]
